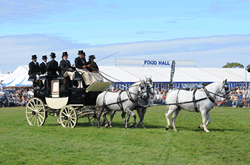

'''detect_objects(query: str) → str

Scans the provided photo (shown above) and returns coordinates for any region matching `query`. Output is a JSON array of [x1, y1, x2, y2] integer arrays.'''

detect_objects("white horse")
[[165, 79, 230, 132], [108, 77, 154, 128], [96, 80, 149, 129]]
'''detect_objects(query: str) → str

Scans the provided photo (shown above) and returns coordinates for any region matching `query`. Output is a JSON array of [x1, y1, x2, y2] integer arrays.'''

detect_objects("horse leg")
[[141, 108, 147, 128], [172, 108, 181, 132], [200, 110, 210, 132], [135, 108, 142, 128], [97, 107, 105, 129], [198, 111, 211, 128], [165, 105, 177, 130], [126, 109, 136, 129], [103, 110, 110, 128], [109, 111, 116, 128]]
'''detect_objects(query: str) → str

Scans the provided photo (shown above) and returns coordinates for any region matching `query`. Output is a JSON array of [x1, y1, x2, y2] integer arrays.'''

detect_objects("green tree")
[[222, 62, 244, 68], [246, 64, 250, 69]]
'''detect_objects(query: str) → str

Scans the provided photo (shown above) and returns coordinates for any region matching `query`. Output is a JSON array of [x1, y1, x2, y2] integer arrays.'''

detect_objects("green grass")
[[0, 106, 250, 165]]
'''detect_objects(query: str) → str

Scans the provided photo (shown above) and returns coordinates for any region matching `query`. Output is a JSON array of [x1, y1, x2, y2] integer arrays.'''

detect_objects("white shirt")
[[27, 91, 34, 96]]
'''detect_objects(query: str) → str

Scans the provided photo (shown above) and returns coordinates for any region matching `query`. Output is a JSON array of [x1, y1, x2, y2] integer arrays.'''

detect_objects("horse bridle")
[[127, 81, 150, 102], [205, 82, 230, 99]]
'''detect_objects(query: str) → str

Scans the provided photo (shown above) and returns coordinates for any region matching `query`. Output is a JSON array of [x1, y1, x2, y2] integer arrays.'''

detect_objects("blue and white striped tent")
[[2, 65, 32, 87]]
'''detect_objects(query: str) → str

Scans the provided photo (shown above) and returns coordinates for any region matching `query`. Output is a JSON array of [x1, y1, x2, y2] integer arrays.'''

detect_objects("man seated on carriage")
[[87, 55, 103, 82], [28, 55, 40, 88], [60, 52, 75, 88], [74, 50, 95, 86], [46, 52, 59, 92]]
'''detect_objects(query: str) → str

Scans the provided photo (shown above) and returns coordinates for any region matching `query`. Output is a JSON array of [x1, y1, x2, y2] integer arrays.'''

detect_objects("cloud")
[[1, 34, 250, 73], [186, 0, 250, 15], [136, 31, 166, 34], [0, 0, 119, 23]]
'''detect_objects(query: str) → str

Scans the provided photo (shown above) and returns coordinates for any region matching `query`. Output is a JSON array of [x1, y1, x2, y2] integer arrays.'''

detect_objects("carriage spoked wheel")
[[26, 98, 47, 126], [59, 105, 78, 128], [88, 114, 104, 126]]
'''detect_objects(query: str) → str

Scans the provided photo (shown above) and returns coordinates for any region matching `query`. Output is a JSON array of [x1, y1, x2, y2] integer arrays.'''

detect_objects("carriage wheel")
[[88, 115, 104, 126], [26, 98, 47, 126], [59, 106, 78, 128]]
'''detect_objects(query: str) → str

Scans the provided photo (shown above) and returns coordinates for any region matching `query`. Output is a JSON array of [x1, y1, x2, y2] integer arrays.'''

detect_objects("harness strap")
[[204, 88, 215, 103], [103, 91, 108, 108], [176, 88, 180, 104], [117, 90, 124, 111], [126, 89, 136, 103], [193, 87, 199, 113]]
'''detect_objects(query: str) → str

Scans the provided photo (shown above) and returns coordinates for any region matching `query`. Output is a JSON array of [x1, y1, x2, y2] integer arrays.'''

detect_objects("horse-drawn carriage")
[[25, 72, 111, 128]]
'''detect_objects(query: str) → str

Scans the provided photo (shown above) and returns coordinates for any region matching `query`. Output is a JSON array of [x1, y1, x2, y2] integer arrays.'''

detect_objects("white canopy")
[[2, 65, 250, 87]]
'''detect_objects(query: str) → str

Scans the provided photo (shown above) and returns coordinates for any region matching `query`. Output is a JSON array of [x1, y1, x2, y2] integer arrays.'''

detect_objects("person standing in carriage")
[[74, 50, 94, 86], [60, 51, 74, 87], [87, 55, 103, 82], [28, 55, 40, 88]]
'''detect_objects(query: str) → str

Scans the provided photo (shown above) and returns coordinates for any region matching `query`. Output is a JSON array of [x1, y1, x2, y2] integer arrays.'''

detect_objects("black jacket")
[[28, 61, 40, 77], [75, 57, 87, 69], [59, 59, 71, 75], [87, 61, 99, 72], [46, 59, 59, 77], [40, 62, 47, 75]]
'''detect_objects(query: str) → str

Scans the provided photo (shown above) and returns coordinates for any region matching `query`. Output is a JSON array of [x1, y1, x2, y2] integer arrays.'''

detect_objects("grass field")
[[0, 106, 250, 165]]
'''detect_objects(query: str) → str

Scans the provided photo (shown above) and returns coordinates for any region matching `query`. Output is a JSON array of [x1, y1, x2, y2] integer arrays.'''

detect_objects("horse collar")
[[204, 88, 215, 103]]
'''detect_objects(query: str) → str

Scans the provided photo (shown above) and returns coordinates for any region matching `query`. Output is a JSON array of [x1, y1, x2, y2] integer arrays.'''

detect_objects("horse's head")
[[219, 79, 230, 99], [138, 79, 150, 100], [145, 77, 154, 96]]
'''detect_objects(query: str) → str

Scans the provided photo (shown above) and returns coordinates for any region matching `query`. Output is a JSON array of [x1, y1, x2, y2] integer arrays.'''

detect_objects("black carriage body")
[[33, 77, 103, 106]]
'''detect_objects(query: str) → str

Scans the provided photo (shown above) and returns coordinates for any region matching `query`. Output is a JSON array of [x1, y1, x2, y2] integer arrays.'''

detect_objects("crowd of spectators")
[[214, 86, 250, 108], [149, 85, 250, 108], [0, 87, 34, 108]]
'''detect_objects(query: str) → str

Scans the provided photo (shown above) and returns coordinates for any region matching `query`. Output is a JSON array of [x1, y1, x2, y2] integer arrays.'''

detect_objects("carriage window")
[[52, 80, 59, 97]]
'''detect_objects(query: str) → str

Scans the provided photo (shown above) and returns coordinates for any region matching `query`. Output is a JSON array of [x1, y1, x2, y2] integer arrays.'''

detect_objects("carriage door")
[[51, 80, 59, 97]]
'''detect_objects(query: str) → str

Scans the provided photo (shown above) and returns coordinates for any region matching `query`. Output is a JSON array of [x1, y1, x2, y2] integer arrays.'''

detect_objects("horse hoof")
[[129, 124, 134, 128], [165, 127, 169, 130], [110, 125, 113, 128], [198, 125, 202, 129], [105, 124, 109, 128]]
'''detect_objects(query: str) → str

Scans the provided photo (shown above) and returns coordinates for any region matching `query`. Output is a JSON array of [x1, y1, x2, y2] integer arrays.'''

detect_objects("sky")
[[0, 0, 250, 73]]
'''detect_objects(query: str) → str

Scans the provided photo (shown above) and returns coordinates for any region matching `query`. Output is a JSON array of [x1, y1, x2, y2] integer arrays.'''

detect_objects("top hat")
[[78, 50, 85, 55], [62, 52, 68, 58], [31, 55, 37, 59], [42, 55, 47, 60], [89, 55, 95, 59], [50, 52, 56, 58]]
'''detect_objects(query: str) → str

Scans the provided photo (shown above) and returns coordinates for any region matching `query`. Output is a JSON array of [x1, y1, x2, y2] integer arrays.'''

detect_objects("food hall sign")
[[144, 60, 170, 66]]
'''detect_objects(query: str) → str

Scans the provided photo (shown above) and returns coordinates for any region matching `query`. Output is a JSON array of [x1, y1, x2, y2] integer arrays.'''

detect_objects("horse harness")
[[172, 87, 216, 113]]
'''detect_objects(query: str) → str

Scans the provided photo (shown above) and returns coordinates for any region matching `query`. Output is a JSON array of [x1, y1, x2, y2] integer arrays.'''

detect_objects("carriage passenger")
[[28, 55, 40, 87], [47, 52, 59, 78], [87, 55, 103, 82], [60, 52, 74, 87], [74, 50, 94, 86], [39, 55, 48, 87], [40, 55, 48, 75], [46, 52, 59, 93]]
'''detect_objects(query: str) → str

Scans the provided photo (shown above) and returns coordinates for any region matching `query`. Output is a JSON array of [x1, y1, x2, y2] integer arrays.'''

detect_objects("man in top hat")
[[28, 55, 40, 87], [40, 55, 48, 75], [46, 52, 59, 78], [87, 55, 103, 82], [74, 50, 95, 86], [60, 52, 74, 87], [60, 52, 72, 76]]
